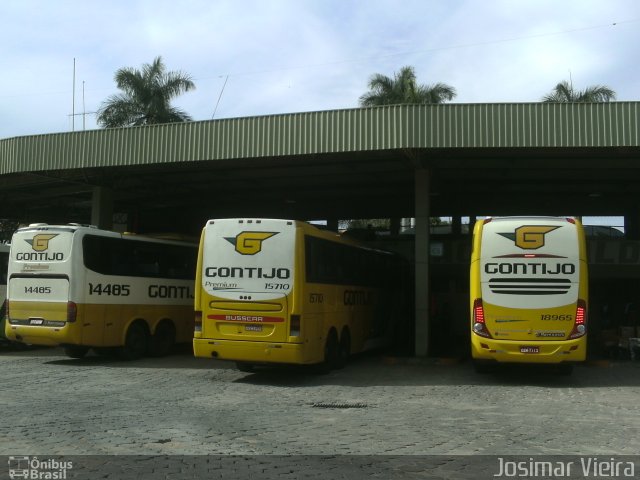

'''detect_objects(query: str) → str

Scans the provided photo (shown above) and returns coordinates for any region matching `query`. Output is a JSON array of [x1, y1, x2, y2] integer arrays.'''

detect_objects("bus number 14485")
[[89, 283, 131, 296]]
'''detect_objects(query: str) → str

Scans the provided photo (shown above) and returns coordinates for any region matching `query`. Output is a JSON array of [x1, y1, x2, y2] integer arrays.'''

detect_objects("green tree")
[[97, 56, 195, 128], [542, 80, 616, 103], [359, 66, 456, 107]]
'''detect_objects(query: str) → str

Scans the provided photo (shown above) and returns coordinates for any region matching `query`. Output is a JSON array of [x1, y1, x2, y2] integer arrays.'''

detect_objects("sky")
[[0, 0, 638, 140]]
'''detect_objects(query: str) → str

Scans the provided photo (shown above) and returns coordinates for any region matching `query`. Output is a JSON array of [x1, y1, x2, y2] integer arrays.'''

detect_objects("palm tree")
[[359, 66, 456, 107], [97, 56, 196, 128], [542, 80, 616, 103]]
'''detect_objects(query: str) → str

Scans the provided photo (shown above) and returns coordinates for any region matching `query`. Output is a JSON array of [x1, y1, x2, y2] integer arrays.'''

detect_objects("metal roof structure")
[[1, 102, 639, 234]]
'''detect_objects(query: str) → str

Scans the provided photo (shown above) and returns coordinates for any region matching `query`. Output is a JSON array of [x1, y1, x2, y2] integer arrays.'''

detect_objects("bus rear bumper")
[[5, 323, 83, 347], [193, 338, 310, 365], [471, 336, 586, 364]]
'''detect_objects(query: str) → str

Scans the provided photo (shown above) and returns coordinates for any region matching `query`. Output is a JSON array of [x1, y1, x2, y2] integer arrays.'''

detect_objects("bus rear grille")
[[488, 277, 571, 295]]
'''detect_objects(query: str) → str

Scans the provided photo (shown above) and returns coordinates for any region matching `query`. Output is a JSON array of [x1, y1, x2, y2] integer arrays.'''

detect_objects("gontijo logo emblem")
[[498, 225, 559, 250], [26, 234, 58, 251], [225, 231, 278, 255]]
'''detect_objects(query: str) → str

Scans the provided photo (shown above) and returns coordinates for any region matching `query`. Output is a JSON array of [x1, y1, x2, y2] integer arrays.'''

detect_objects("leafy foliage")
[[97, 56, 195, 128], [359, 66, 456, 107], [542, 80, 616, 103]]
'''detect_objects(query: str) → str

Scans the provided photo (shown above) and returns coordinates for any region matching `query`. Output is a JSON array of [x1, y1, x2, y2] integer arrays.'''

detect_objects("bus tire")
[[337, 328, 351, 369], [119, 322, 148, 360], [150, 321, 176, 357], [64, 345, 89, 359]]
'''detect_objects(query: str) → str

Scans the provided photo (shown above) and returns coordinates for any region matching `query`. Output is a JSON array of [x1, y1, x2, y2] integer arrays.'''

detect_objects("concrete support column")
[[414, 168, 430, 356], [91, 186, 114, 230]]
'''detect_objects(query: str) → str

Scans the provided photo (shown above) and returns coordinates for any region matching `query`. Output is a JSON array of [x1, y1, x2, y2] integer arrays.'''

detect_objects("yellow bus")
[[470, 216, 588, 373], [5, 224, 197, 359], [193, 218, 401, 371]]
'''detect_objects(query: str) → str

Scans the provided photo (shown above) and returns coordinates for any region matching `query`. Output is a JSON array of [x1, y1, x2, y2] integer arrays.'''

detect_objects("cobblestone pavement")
[[1, 346, 639, 478]]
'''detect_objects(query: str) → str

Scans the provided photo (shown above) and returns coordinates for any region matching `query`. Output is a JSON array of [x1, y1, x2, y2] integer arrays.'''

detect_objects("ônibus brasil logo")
[[8, 456, 73, 479], [224, 231, 278, 255], [498, 225, 559, 250]]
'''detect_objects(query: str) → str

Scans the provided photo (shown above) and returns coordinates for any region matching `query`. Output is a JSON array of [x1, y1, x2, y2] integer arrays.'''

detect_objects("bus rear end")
[[5, 226, 80, 347], [193, 219, 305, 365], [470, 217, 588, 369]]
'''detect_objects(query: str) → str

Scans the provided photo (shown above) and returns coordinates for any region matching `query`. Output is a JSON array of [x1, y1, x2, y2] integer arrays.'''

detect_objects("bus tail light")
[[568, 299, 587, 339], [472, 298, 492, 338], [67, 301, 77, 323], [194, 311, 202, 333], [290, 314, 300, 337]]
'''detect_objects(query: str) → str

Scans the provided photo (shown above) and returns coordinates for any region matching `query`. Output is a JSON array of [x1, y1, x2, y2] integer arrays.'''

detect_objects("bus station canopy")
[[0, 102, 639, 233]]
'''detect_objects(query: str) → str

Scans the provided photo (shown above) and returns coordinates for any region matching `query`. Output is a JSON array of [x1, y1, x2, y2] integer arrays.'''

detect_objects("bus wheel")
[[150, 321, 176, 357], [119, 323, 148, 360], [64, 346, 89, 359], [337, 329, 351, 369]]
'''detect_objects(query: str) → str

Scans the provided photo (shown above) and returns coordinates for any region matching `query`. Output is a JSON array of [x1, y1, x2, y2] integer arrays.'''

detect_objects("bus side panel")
[[299, 281, 329, 364], [96, 304, 194, 347]]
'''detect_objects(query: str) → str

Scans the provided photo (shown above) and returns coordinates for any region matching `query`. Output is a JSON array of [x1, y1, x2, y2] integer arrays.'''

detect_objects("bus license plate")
[[520, 346, 540, 354], [245, 325, 263, 332]]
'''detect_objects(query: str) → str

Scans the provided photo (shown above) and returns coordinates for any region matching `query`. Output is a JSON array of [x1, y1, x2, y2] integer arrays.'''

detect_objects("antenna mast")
[[72, 58, 76, 131]]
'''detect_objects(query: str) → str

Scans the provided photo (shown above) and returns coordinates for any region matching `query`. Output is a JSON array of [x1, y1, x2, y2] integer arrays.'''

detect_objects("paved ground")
[[1, 346, 639, 478]]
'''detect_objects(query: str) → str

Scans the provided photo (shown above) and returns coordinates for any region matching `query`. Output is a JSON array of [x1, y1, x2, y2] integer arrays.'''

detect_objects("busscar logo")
[[498, 225, 559, 250], [224, 231, 278, 255], [25, 234, 58, 252]]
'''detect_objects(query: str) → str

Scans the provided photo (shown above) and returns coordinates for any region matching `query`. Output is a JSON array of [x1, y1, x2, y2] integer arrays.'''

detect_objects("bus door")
[[200, 219, 296, 343]]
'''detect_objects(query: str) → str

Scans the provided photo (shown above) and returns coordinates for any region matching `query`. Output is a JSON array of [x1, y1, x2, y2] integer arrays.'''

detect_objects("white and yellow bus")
[[5, 224, 197, 359], [470, 216, 588, 373], [193, 218, 402, 371]]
